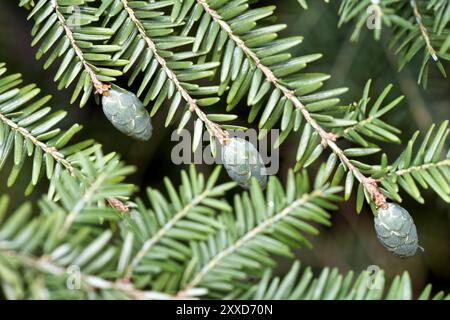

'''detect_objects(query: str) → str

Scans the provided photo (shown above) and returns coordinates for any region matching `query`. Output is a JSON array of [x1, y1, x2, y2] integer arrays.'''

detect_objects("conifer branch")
[[124, 188, 211, 280], [0, 246, 172, 300], [121, 0, 228, 144], [337, 0, 448, 85], [381, 159, 450, 180], [50, 0, 110, 95], [197, 0, 334, 146], [197, 0, 387, 207], [178, 189, 322, 297], [241, 260, 449, 300], [0, 111, 74, 175], [3, 0, 448, 301]]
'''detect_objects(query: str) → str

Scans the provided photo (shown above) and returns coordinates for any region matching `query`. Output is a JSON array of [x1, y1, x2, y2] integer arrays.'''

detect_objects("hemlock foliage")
[[0, 0, 448, 300], [336, 0, 449, 87]]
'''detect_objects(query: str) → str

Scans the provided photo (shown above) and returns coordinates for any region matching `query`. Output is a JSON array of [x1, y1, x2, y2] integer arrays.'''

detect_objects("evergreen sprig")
[[97, 0, 231, 144], [121, 165, 236, 286], [177, 171, 342, 298], [378, 121, 450, 204], [2, 163, 447, 300], [28, 0, 124, 106], [0, 62, 93, 194], [239, 261, 450, 300], [337, 0, 449, 86], [1, 0, 448, 300], [0, 151, 144, 299], [25, 0, 444, 210], [0, 189, 171, 299]]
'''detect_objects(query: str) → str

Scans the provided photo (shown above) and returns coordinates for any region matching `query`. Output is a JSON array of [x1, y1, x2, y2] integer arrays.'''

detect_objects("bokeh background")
[[0, 0, 449, 296]]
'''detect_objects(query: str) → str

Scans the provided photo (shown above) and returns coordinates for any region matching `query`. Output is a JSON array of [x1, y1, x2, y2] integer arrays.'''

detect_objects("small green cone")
[[102, 85, 152, 141], [374, 203, 419, 258], [222, 137, 267, 189]]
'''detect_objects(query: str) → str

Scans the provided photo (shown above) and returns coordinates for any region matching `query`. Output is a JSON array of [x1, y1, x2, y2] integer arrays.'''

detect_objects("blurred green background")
[[0, 0, 449, 296]]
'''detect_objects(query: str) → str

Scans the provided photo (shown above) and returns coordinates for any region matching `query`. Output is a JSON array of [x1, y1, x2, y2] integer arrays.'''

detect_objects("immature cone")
[[102, 86, 152, 141], [374, 203, 419, 258], [222, 138, 267, 189]]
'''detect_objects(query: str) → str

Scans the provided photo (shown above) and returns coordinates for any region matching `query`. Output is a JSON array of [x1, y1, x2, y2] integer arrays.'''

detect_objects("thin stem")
[[51, 0, 110, 94], [0, 111, 74, 175], [381, 159, 450, 180], [123, 189, 210, 280], [341, 116, 374, 136], [0, 248, 171, 300], [121, 0, 229, 144], [197, 0, 387, 207], [177, 190, 321, 297], [410, 0, 438, 61]]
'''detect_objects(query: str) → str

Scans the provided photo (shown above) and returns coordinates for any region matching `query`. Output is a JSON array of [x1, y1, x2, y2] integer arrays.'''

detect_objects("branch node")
[[107, 198, 130, 213], [96, 83, 111, 96], [365, 177, 387, 209]]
